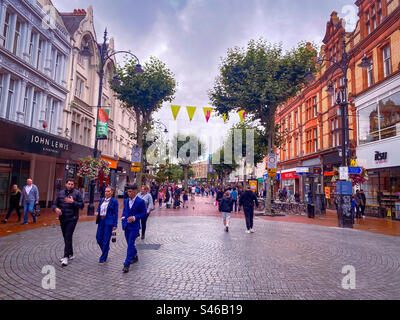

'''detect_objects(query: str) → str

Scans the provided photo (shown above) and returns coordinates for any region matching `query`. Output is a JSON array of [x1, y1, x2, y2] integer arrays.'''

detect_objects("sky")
[[52, 0, 357, 158]]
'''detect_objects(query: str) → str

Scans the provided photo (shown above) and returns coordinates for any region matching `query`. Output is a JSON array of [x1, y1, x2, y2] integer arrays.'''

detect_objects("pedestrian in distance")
[[157, 189, 164, 208], [99, 181, 107, 199], [2, 185, 22, 224], [230, 187, 238, 213], [239, 186, 259, 233], [137, 185, 154, 240], [307, 190, 314, 219], [354, 190, 362, 219], [183, 191, 189, 208], [216, 187, 224, 206], [121, 184, 147, 273], [95, 187, 118, 263], [165, 186, 172, 209], [53, 179, 84, 267], [360, 189, 366, 218], [20, 178, 39, 225], [219, 192, 233, 232]]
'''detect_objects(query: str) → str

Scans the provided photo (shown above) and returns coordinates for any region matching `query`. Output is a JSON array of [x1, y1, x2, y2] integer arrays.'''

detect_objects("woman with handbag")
[[95, 187, 119, 263], [2, 185, 22, 224]]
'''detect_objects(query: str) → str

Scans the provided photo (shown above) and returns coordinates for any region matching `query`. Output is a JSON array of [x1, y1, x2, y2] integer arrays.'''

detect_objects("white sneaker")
[[245, 230, 251, 234], [68, 255, 75, 260], [250, 229, 255, 233], [61, 257, 68, 267]]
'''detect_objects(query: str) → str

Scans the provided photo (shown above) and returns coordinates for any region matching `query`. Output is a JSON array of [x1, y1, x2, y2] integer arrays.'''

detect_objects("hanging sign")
[[186, 106, 197, 122], [131, 147, 142, 164], [267, 153, 278, 169], [96, 108, 110, 140], [238, 110, 246, 123], [325, 187, 331, 199], [222, 113, 227, 124], [339, 167, 349, 180], [171, 105, 181, 120]]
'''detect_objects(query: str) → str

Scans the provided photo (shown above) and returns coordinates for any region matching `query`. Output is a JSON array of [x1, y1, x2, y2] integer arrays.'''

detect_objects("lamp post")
[[305, 33, 371, 228], [81, 28, 144, 216]]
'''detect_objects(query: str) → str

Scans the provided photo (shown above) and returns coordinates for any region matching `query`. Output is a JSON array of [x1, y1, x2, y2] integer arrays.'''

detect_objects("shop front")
[[115, 158, 133, 198], [301, 157, 322, 202], [0, 118, 94, 212], [323, 151, 342, 209], [279, 169, 299, 201], [357, 139, 400, 220]]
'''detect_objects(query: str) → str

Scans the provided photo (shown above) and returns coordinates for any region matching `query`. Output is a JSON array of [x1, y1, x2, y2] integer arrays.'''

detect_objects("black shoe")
[[225, 226, 229, 232], [130, 256, 139, 264], [1, 219, 7, 224], [123, 265, 130, 273], [141, 235, 145, 240]]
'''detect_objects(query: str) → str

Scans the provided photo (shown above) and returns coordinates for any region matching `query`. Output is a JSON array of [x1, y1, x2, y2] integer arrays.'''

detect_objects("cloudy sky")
[[52, 0, 357, 157]]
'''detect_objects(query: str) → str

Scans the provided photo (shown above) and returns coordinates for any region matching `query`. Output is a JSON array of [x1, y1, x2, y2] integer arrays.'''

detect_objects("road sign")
[[348, 167, 363, 175], [325, 187, 331, 199], [350, 159, 357, 167], [131, 166, 141, 173], [267, 154, 278, 169], [131, 147, 142, 163], [339, 167, 349, 180]]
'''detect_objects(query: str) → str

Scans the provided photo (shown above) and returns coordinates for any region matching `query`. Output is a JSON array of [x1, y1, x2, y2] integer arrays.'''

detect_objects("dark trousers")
[[244, 207, 254, 230], [233, 200, 238, 212], [307, 204, 315, 218], [355, 205, 362, 218], [159, 199, 163, 207], [60, 220, 77, 258], [361, 205, 366, 217], [96, 219, 113, 262], [5, 205, 21, 221], [124, 229, 139, 267], [141, 213, 149, 237]]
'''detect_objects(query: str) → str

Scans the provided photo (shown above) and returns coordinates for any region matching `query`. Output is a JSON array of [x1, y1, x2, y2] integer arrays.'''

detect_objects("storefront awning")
[[101, 156, 118, 169]]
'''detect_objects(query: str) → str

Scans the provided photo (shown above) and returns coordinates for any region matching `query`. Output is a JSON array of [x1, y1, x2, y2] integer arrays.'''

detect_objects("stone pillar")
[[38, 91, 48, 129], [6, 12, 16, 51], [16, 79, 27, 123], [22, 23, 32, 62], [43, 40, 52, 75], [0, 73, 11, 118]]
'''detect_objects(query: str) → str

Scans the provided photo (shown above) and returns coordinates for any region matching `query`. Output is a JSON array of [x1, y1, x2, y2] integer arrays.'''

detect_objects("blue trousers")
[[96, 219, 113, 262], [23, 201, 36, 224], [124, 228, 139, 267]]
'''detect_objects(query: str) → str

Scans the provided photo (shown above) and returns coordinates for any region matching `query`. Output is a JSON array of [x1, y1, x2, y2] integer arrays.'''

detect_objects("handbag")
[[34, 203, 41, 217]]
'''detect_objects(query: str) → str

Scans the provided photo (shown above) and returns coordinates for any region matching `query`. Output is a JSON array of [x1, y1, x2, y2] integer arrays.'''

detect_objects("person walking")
[[354, 190, 362, 219], [2, 185, 22, 224], [216, 187, 224, 206], [53, 179, 84, 267], [121, 184, 147, 273], [137, 186, 154, 240], [219, 191, 233, 232], [360, 189, 367, 218], [183, 191, 189, 208], [230, 188, 238, 213], [165, 186, 172, 209], [239, 186, 259, 233], [20, 179, 39, 225], [95, 187, 118, 263], [307, 190, 314, 219], [157, 189, 164, 208]]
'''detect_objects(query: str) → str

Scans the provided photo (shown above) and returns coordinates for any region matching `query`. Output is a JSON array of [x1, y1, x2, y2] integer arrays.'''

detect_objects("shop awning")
[[101, 156, 118, 169]]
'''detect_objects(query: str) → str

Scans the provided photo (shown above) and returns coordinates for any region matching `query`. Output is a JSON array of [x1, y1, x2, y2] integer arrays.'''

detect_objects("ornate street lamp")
[[81, 28, 144, 216]]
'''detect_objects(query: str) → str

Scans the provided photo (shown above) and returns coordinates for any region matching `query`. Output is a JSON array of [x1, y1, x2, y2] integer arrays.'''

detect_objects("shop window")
[[367, 58, 374, 87], [379, 91, 400, 140], [313, 97, 318, 118], [12, 20, 21, 55], [382, 45, 391, 77], [36, 39, 43, 70], [5, 78, 15, 120], [1, 11, 10, 48]]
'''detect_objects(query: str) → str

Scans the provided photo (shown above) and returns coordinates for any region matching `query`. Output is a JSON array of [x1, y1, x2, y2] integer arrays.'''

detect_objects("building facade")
[[0, 0, 75, 210], [275, 0, 400, 218]]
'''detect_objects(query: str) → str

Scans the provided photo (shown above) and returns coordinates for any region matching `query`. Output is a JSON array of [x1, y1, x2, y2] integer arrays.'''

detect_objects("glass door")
[[0, 169, 11, 213]]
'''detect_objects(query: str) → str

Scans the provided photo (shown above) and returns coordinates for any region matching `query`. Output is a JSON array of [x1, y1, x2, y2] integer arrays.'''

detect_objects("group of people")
[[1, 179, 39, 225], [52, 179, 155, 273]]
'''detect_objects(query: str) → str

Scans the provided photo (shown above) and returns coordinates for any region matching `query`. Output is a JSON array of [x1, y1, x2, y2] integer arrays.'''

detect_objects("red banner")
[[281, 171, 299, 180]]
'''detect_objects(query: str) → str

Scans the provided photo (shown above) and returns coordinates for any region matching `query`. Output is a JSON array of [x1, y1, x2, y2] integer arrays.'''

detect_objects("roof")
[[59, 9, 87, 36]]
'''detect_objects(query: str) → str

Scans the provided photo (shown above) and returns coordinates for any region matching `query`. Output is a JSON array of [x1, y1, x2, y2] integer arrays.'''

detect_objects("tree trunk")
[[243, 156, 247, 190], [265, 115, 276, 216], [184, 165, 188, 191]]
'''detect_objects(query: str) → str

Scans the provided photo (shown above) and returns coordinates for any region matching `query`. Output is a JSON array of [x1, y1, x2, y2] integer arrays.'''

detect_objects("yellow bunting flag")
[[186, 106, 197, 122], [203, 107, 213, 123], [222, 113, 227, 124], [171, 105, 181, 120], [238, 110, 246, 123]]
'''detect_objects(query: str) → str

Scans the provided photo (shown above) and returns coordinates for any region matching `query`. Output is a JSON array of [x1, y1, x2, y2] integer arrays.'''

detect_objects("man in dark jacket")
[[239, 186, 259, 233], [360, 189, 367, 218], [53, 179, 84, 267]]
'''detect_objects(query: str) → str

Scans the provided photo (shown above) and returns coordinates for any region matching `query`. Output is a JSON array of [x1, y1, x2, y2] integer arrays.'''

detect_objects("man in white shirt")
[[137, 185, 154, 240], [20, 179, 39, 225]]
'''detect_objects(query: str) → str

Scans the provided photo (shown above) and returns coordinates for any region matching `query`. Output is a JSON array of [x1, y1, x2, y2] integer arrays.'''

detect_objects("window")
[[367, 58, 374, 87], [71, 112, 81, 143], [28, 33, 34, 59], [331, 118, 340, 147], [313, 128, 318, 153], [288, 115, 292, 131], [36, 40, 43, 69], [75, 77, 85, 99], [330, 81, 338, 106], [48, 100, 56, 133], [313, 97, 318, 118], [0, 74, 3, 106], [382, 45, 391, 77], [1, 11, 10, 47], [82, 118, 92, 147], [13, 20, 21, 55], [23, 86, 29, 114], [54, 53, 61, 82], [30, 91, 38, 127], [6, 79, 15, 119]]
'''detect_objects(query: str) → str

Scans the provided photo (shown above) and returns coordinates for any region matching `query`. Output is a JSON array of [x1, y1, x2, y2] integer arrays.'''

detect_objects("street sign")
[[131, 147, 142, 163], [325, 187, 331, 199], [267, 154, 278, 169], [350, 159, 357, 167], [339, 167, 349, 180], [348, 167, 363, 175]]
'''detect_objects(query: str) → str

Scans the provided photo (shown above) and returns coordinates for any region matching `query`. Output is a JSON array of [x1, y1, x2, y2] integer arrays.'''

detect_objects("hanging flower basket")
[[77, 156, 110, 181]]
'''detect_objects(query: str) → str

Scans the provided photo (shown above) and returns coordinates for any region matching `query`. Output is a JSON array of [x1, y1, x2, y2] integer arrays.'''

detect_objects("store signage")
[[296, 167, 310, 175], [348, 167, 362, 175], [30, 134, 70, 154], [313, 167, 322, 175], [375, 151, 388, 164], [96, 108, 110, 140], [325, 187, 331, 200], [281, 171, 299, 180], [339, 167, 349, 180], [248, 179, 258, 193]]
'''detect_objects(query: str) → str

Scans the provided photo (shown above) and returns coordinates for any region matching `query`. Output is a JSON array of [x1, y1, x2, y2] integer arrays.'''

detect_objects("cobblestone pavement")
[[1, 208, 400, 300]]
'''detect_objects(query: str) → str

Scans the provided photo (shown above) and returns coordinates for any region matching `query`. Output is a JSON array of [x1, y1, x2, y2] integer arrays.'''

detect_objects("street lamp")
[[81, 28, 143, 216], [307, 32, 371, 228]]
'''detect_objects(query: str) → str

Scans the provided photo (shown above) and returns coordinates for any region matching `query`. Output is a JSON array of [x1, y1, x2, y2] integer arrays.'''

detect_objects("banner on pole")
[[96, 108, 110, 140], [238, 110, 246, 123], [186, 106, 197, 122], [203, 108, 213, 123]]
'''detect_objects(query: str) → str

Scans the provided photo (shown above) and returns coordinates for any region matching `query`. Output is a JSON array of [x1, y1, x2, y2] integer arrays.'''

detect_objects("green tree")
[[212, 146, 239, 188], [209, 38, 317, 215], [171, 133, 206, 191], [111, 56, 177, 189]]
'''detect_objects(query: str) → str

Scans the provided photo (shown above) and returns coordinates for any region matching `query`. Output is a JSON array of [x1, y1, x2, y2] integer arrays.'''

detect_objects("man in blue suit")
[[95, 186, 119, 263], [121, 184, 147, 273]]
